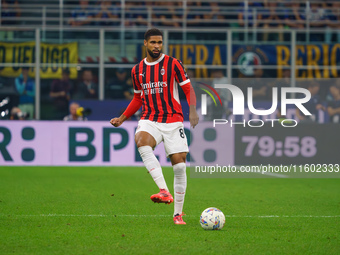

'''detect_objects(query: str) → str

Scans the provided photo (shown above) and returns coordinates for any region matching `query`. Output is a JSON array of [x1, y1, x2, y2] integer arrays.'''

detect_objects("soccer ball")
[[200, 207, 225, 230]]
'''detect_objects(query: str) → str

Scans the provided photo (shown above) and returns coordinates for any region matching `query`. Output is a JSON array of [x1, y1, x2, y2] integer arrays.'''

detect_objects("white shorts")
[[135, 120, 189, 157]]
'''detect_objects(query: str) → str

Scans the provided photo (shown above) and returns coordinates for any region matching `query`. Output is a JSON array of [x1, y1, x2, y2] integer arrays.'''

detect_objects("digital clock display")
[[242, 136, 317, 158], [235, 124, 340, 165]]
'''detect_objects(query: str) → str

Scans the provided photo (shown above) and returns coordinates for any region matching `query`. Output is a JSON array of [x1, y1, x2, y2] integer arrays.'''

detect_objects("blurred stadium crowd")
[[1, 0, 339, 39]]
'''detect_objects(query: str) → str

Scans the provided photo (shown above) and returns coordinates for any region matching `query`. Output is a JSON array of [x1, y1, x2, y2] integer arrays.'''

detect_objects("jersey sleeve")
[[131, 66, 142, 93], [173, 60, 196, 106], [181, 82, 197, 106], [122, 93, 142, 119], [174, 59, 190, 87], [123, 66, 143, 119]]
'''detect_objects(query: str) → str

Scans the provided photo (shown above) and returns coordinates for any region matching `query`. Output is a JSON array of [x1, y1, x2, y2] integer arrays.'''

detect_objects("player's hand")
[[110, 117, 122, 127], [110, 115, 127, 127], [189, 105, 199, 128]]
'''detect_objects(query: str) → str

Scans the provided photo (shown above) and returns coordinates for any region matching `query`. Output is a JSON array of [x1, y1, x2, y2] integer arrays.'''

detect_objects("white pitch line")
[[255, 172, 289, 178], [233, 165, 290, 178], [226, 215, 340, 218], [0, 214, 339, 218]]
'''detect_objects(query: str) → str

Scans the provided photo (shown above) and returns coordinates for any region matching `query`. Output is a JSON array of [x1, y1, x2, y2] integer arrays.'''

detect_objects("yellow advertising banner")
[[141, 44, 340, 78], [0, 41, 78, 79]]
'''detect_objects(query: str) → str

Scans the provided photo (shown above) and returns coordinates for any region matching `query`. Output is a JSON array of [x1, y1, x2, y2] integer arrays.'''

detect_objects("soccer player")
[[110, 28, 199, 225]]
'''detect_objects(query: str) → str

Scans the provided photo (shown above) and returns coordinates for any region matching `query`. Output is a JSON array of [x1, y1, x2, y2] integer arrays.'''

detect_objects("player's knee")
[[135, 137, 143, 148], [170, 153, 187, 165], [173, 162, 186, 176], [137, 145, 153, 157], [135, 136, 147, 148]]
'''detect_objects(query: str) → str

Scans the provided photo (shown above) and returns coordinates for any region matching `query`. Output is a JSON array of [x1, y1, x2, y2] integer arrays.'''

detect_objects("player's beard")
[[147, 48, 161, 59]]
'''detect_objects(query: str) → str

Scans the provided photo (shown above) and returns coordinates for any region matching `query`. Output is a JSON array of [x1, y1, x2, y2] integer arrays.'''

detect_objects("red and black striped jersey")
[[131, 54, 191, 123]]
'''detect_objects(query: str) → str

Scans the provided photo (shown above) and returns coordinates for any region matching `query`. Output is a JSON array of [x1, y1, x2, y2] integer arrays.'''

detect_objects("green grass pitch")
[[0, 166, 339, 255]]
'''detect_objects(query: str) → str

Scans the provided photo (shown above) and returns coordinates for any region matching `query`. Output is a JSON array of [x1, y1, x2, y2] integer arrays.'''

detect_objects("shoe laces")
[[160, 189, 170, 195], [174, 212, 186, 218]]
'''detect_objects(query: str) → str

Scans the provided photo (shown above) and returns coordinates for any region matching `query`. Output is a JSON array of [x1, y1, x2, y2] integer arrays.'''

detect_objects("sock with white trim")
[[138, 146, 169, 191], [173, 162, 187, 216]]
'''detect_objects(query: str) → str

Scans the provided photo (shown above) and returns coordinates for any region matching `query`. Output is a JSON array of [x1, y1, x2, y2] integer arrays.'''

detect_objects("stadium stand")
[[0, 1, 339, 36]]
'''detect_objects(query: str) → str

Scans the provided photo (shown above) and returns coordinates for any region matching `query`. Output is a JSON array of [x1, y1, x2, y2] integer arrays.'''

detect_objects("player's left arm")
[[174, 60, 199, 128]]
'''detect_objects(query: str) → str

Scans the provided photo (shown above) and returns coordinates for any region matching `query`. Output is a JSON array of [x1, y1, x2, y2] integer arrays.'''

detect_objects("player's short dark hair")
[[144, 28, 163, 41]]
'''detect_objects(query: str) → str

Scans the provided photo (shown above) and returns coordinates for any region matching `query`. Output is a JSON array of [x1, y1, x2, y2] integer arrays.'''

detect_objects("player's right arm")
[[110, 115, 127, 127], [110, 92, 142, 127], [110, 66, 143, 127]]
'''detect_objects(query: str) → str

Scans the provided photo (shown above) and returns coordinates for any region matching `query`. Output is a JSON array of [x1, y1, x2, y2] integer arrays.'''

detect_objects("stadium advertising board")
[[0, 121, 188, 166], [1, 121, 338, 169], [0, 41, 78, 79], [234, 44, 340, 78], [139, 44, 340, 78]]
